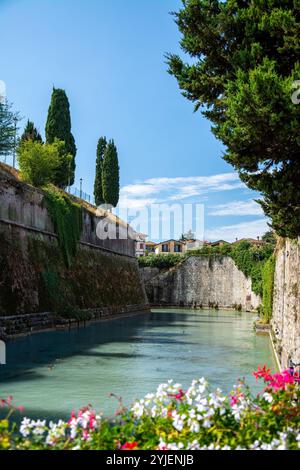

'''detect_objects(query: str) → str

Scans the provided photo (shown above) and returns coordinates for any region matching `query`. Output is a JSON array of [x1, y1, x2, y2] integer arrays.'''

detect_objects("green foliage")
[[167, 1, 300, 238], [94, 137, 107, 206], [17, 140, 68, 187], [43, 185, 82, 267], [230, 242, 274, 296], [45, 88, 76, 188], [41, 269, 60, 306], [262, 231, 276, 244], [140, 240, 275, 302], [138, 253, 182, 269], [262, 256, 276, 324], [20, 120, 43, 143], [0, 100, 19, 157], [189, 243, 232, 257], [102, 139, 120, 207]]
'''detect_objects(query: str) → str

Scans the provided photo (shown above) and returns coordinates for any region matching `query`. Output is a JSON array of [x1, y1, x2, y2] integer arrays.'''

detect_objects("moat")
[[0, 308, 277, 421]]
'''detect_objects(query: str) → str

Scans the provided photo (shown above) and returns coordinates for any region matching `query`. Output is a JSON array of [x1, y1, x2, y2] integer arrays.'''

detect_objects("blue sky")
[[0, 0, 268, 241]]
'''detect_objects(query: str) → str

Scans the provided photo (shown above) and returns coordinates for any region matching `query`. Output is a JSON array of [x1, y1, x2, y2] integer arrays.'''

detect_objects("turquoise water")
[[0, 309, 277, 421]]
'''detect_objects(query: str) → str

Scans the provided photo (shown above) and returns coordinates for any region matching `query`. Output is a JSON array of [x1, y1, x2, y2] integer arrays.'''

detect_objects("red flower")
[[253, 364, 272, 381], [121, 442, 138, 450]]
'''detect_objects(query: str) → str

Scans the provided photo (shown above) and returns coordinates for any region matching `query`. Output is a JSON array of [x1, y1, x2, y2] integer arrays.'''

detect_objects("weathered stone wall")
[[0, 167, 135, 257], [0, 167, 148, 328], [271, 238, 300, 369], [141, 256, 261, 311], [0, 305, 147, 339]]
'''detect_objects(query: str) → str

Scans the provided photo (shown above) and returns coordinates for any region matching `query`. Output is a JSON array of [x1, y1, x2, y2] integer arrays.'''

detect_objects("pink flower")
[[254, 366, 298, 391], [230, 396, 239, 407], [82, 429, 90, 440], [229, 392, 244, 407], [175, 389, 185, 400], [168, 389, 185, 400]]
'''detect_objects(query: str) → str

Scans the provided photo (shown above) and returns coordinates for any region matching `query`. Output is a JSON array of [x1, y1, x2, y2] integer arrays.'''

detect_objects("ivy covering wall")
[[43, 185, 82, 267], [261, 256, 276, 324], [0, 229, 145, 317], [139, 240, 276, 321]]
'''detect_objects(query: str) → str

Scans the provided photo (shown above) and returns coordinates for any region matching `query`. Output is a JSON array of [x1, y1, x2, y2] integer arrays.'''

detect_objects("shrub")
[[0, 367, 299, 450], [17, 140, 71, 187], [138, 253, 182, 269]]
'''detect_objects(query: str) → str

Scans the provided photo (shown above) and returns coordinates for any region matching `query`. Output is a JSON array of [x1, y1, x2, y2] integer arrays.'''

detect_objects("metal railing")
[[67, 187, 95, 205]]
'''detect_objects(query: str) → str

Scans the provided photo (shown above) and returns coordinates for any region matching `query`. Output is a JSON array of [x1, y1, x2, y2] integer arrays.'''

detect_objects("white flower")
[[31, 419, 47, 436], [187, 439, 201, 450], [203, 419, 211, 428], [196, 403, 207, 413], [260, 443, 273, 450], [172, 412, 186, 432], [20, 417, 32, 437], [189, 420, 200, 433], [231, 404, 241, 421], [45, 420, 66, 445], [132, 401, 145, 418], [262, 392, 273, 403]]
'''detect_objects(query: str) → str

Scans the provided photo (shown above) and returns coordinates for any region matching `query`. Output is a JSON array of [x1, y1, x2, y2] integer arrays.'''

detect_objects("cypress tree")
[[21, 120, 43, 143], [45, 88, 76, 188], [102, 139, 120, 208], [94, 137, 107, 206]]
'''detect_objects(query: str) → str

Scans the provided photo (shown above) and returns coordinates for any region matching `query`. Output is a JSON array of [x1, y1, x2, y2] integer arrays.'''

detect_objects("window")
[[140, 243, 145, 249], [174, 244, 182, 253], [162, 244, 169, 252]]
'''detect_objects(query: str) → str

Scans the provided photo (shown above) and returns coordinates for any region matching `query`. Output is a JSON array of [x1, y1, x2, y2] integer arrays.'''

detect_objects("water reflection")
[[0, 309, 276, 421]]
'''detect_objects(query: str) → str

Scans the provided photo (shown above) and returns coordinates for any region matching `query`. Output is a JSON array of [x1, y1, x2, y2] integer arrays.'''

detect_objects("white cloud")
[[119, 173, 245, 209], [208, 199, 264, 216], [205, 219, 269, 242]]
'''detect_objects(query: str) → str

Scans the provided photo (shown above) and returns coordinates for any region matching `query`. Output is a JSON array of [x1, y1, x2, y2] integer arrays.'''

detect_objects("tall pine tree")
[[102, 139, 120, 208], [94, 137, 107, 206], [167, 0, 300, 238], [21, 120, 43, 143], [45, 88, 76, 188]]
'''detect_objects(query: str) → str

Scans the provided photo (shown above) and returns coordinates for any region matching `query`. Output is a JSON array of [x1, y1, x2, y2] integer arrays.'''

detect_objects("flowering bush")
[[0, 367, 299, 450]]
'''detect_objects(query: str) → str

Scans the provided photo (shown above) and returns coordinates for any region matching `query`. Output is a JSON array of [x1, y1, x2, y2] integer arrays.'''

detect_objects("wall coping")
[[0, 217, 136, 259]]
